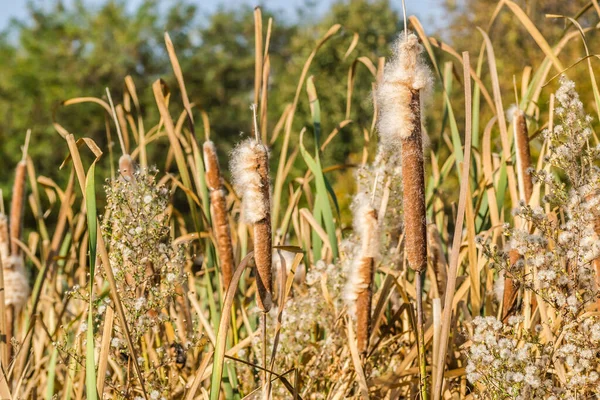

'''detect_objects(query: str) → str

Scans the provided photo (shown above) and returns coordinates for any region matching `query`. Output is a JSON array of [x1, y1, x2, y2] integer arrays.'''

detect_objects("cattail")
[[10, 161, 27, 256], [377, 33, 431, 273], [376, 32, 431, 397], [119, 154, 136, 182], [0, 214, 9, 264], [204, 141, 235, 290], [3, 255, 29, 311], [503, 109, 533, 319], [230, 138, 272, 312], [345, 194, 379, 354], [512, 109, 533, 204]]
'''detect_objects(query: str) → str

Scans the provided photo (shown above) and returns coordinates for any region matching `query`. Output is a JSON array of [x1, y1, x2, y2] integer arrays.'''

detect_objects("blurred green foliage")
[[0, 0, 400, 195]]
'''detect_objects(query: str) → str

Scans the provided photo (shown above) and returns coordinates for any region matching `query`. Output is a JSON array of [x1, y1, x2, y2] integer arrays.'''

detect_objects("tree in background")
[[0, 0, 400, 195]]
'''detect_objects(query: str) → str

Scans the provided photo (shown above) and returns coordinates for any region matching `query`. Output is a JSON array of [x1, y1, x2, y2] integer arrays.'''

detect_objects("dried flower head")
[[376, 32, 432, 149], [230, 138, 270, 224], [230, 137, 273, 311]]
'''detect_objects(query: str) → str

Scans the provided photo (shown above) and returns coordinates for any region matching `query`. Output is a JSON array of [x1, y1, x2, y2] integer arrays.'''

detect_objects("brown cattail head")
[[400, 91, 428, 272], [203, 141, 235, 289], [0, 214, 9, 264], [10, 160, 27, 256], [377, 32, 431, 272], [512, 109, 533, 203], [230, 138, 272, 311], [345, 193, 379, 354], [203, 141, 222, 191], [119, 154, 136, 182]]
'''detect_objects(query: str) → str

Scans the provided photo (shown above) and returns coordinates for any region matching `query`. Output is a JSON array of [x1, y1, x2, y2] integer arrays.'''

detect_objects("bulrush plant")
[[470, 77, 600, 398], [344, 193, 379, 355], [230, 119, 273, 395], [203, 140, 235, 290], [503, 108, 534, 321], [376, 31, 432, 398], [230, 135, 273, 313], [3, 134, 31, 360]]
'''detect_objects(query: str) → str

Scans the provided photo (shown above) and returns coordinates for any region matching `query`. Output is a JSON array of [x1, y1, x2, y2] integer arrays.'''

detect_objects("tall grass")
[[1, 2, 600, 399]]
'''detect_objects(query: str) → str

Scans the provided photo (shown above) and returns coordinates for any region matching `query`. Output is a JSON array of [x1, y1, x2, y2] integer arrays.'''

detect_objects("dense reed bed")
[[2, 2, 600, 399]]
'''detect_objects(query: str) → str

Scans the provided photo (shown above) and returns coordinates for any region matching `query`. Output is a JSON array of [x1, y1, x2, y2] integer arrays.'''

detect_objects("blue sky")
[[0, 0, 443, 29]]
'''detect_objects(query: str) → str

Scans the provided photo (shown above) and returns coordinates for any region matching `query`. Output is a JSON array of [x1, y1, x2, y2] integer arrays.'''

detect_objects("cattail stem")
[[203, 141, 235, 290], [401, 90, 429, 399]]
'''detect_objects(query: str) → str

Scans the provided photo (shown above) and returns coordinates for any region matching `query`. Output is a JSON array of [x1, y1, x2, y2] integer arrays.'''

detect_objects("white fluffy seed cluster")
[[344, 193, 379, 316], [230, 138, 270, 223], [3, 255, 29, 309], [376, 32, 432, 148]]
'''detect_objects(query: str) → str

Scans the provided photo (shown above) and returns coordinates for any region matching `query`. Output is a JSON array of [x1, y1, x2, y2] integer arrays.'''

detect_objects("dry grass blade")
[[477, 28, 519, 209], [209, 252, 254, 400], [96, 306, 114, 396], [346, 318, 369, 399], [433, 51, 473, 400]]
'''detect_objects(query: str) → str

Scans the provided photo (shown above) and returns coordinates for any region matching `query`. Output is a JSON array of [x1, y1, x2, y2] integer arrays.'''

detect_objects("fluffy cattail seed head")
[[376, 32, 432, 149], [3, 255, 29, 310], [230, 138, 271, 224], [345, 194, 379, 353], [119, 154, 135, 182], [230, 138, 272, 311]]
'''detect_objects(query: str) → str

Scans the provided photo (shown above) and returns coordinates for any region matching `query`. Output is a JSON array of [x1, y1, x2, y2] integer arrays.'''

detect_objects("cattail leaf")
[[298, 131, 339, 260], [311, 197, 323, 260], [85, 307, 98, 400], [84, 162, 98, 400], [85, 163, 97, 279], [45, 346, 58, 400]]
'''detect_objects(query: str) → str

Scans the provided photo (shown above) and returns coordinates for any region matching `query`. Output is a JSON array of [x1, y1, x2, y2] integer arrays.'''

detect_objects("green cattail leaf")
[[85, 163, 97, 279], [85, 307, 97, 400], [298, 130, 339, 260], [45, 346, 58, 400], [311, 196, 323, 260], [85, 163, 98, 400]]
